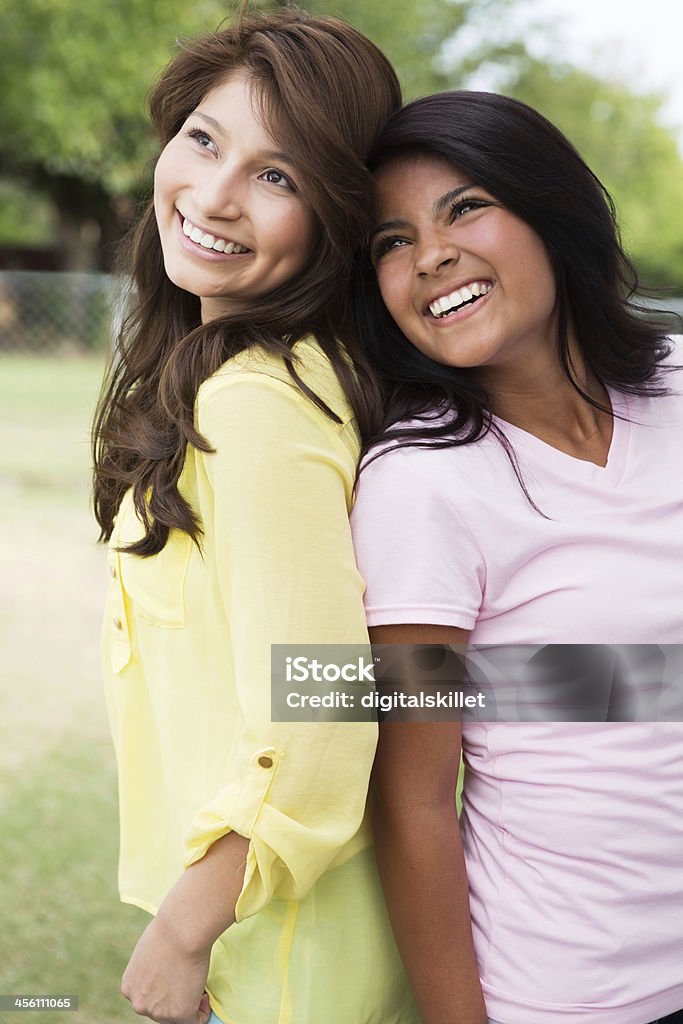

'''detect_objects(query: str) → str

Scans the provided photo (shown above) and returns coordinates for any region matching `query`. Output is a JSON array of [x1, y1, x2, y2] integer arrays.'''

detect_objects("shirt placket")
[[108, 518, 131, 673]]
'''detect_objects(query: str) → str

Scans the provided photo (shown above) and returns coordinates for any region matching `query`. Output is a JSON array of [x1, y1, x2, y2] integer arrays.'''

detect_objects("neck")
[[474, 337, 614, 463]]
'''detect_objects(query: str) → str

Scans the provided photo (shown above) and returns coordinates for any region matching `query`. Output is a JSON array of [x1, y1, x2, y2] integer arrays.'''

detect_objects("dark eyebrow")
[[260, 149, 296, 166], [191, 112, 295, 167], [369, 218, 411, 240], [193, 111, 224, 133], [433, 185, 472, 217], [371, 184, 476, 239]]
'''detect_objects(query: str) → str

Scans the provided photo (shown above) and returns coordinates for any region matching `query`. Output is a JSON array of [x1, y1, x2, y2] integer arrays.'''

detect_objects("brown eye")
[[260, 169, 292, 188], [186, 127, 217, 154], [449, 198, 489, 223], [372, 236, 408, 262]]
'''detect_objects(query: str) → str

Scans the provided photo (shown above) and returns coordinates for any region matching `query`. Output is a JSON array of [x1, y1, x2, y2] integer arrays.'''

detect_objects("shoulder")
[[616, 336, 683, 428], [654, 335, 683, 393], [197, 337, 356, 433], [663, 335, 683, 393], [664, 334, 683, 362], [196, 338, 361, 471], [358, 416, 505, 497], [353, 420, 525, 558]]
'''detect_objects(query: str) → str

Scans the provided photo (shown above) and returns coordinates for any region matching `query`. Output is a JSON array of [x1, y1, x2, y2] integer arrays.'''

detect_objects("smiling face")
[[371, 154, 559, 375], [154, 71, 318, 322]]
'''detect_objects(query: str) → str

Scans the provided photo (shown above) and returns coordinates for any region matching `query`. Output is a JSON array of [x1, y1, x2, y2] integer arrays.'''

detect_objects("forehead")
[[196, 70, 297, 163], [197, 70, 258, 118], [374, 153, 471, 217]]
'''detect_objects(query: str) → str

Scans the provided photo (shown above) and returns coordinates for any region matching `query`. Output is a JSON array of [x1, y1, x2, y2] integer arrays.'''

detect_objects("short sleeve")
[[350, 446, 485, 630], [185, 371, 376, 922]]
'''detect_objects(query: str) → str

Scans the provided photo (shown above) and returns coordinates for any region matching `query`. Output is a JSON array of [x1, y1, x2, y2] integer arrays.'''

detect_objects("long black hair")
[[354, 90, 677, 468]]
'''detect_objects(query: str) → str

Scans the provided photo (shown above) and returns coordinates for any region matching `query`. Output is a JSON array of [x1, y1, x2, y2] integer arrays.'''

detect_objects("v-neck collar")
[[491, 386, 631, 488]]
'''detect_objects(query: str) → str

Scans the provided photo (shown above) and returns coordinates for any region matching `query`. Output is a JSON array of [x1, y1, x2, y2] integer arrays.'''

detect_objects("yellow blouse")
[[102, 339, 418, 1024]]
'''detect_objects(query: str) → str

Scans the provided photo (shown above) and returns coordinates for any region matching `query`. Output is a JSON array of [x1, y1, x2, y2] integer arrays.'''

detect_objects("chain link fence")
[[0, 271, 126, 353], [0, 270, 681, 355]]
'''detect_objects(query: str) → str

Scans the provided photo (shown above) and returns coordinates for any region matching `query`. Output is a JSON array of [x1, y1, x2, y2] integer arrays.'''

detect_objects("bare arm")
[[121, 831, 249, 1023], [370, 622, 487, 1024]]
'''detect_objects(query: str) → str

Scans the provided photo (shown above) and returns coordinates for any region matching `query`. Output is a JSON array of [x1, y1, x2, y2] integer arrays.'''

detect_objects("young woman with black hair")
[[92, 8, 419, 1024], [351, 91, 683, 1024]]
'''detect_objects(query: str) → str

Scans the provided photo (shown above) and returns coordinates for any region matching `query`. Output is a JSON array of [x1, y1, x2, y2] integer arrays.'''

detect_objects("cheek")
[[270, 205, 318, 269], [295, 212, 319, 266], [537, 252, 557, 310], [518, 241, 557, 315], [153, 151, 175, 219], [153, 139, 190, 213], [376, 266, 403, 316], [292, 208, 317, 262], [519, 239, 553, 281], [494, 222, 554, 290]]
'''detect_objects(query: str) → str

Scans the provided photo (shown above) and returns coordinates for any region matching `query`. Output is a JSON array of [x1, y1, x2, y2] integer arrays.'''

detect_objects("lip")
[[424, 281, 495, 326], [175, 210, 253, 261]]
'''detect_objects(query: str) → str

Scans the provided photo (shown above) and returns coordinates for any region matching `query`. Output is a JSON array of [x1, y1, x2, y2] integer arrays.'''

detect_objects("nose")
[[192, 162, 244, 221], [414, 230, 460, 277]]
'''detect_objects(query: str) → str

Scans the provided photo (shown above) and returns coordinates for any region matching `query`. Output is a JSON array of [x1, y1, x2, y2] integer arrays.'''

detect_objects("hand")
[[121, 913, 213, 1023]]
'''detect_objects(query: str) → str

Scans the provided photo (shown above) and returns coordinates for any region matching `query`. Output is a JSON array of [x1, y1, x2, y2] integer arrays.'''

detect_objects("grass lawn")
[[0, 352, 103, 506], [0, 353, 149, 1023], [0, 733, 149, 1023]]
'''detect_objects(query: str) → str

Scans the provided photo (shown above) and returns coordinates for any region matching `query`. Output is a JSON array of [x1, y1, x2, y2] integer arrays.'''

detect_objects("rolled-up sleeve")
[[184, 370, 376, 922]]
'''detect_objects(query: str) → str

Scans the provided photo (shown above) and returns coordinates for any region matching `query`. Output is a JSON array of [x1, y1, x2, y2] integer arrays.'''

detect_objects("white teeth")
[[181, 215, 249, 254], [428, 281, 492, 319]]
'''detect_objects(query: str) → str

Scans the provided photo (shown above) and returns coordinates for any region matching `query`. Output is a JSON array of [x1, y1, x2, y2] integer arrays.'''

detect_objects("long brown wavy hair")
[[93, 6, 401, 555]]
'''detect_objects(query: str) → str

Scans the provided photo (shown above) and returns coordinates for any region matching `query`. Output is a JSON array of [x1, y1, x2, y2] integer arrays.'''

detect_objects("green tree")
[[0, 0, 523, 268], [1, 0, 682, 289], [305, 0, 524, 99], [0, 0, 234, 267], [502, 58, 683, 288]]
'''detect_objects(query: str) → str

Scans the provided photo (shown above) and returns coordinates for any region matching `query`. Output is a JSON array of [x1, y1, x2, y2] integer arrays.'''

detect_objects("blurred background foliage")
[[1, 0, 682, 285]]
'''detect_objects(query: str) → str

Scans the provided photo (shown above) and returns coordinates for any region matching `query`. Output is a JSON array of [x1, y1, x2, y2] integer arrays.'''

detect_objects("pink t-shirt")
[[351, 366, 683, 1024]]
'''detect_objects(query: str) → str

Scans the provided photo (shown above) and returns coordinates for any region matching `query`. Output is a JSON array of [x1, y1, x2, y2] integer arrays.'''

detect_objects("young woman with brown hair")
[[92, 9, 418, 1024]]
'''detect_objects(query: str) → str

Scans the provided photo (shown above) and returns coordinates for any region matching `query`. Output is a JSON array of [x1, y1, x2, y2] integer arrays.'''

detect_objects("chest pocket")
[[116, 490, 193, 629]]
